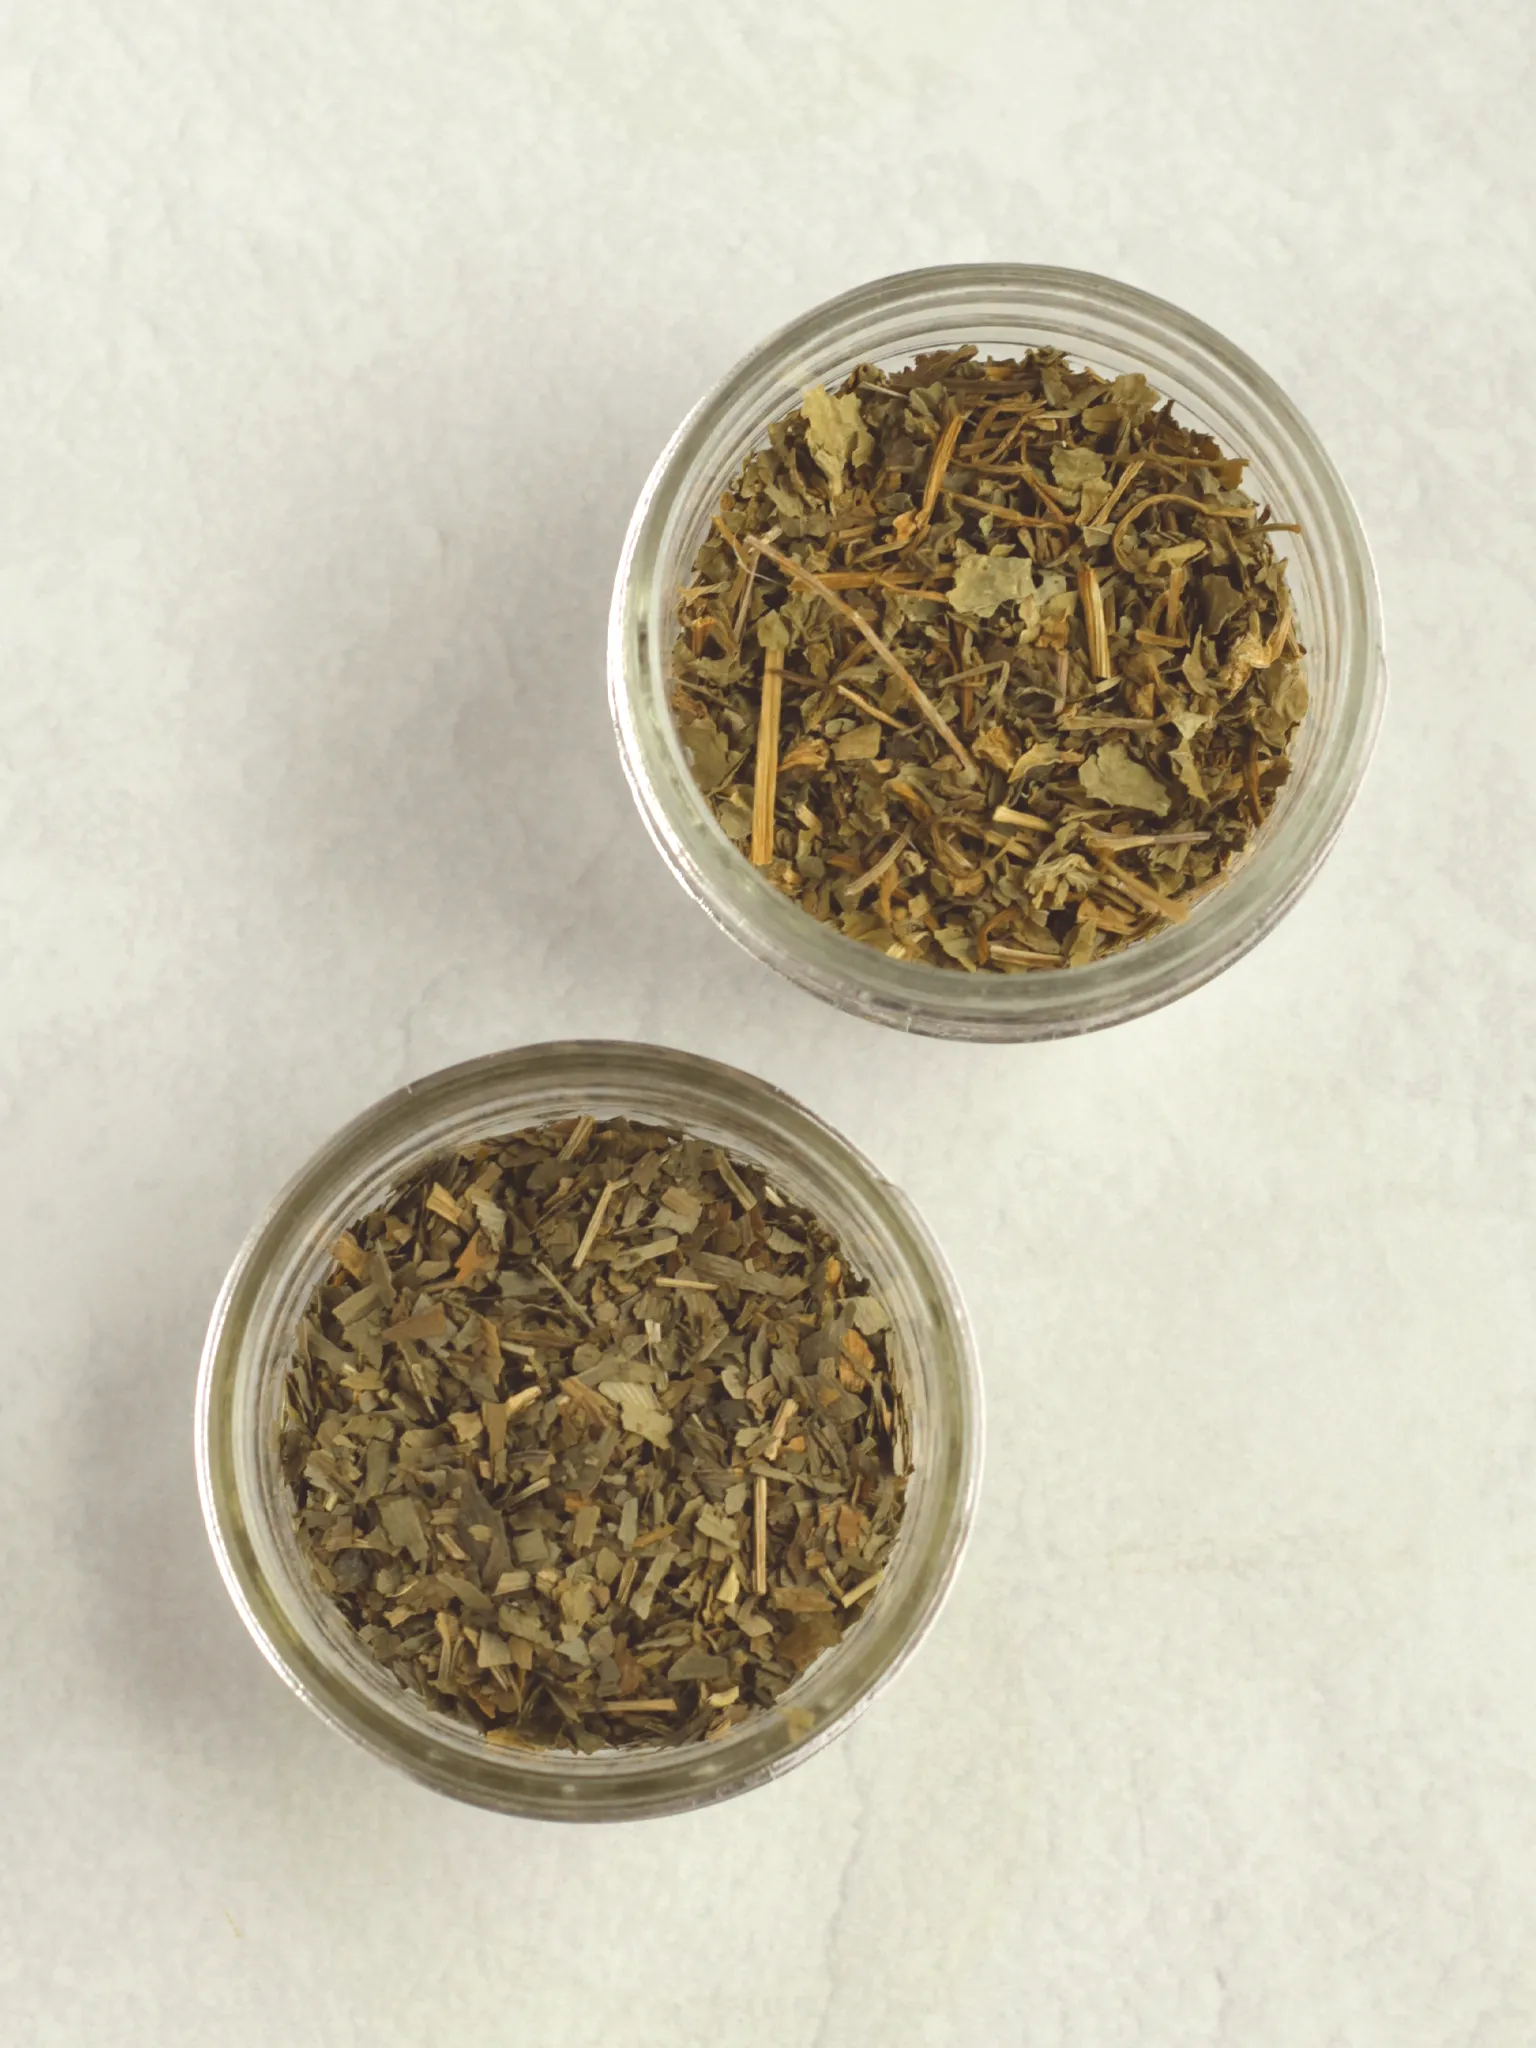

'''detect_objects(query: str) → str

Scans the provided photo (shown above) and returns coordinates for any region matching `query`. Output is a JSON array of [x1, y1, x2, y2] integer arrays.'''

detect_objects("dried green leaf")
[[599, 1379, 674, 1448], [801, 384, 873, 497], [757, 609, 791, 654], [1168, 711, 1209, 802], [1049, 445, 1105, 491], [1079, 741, 1172, 818], [832, 722, 884, 762], [377, 1496, 430, 1563], [949, 549, 1037, 620], [677, 718, 730, 794]]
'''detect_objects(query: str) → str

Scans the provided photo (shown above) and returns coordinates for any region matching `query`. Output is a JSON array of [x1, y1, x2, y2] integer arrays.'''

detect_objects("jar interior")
[[206, 1048, 978, 1819], [617, 269, 1382, 1039]]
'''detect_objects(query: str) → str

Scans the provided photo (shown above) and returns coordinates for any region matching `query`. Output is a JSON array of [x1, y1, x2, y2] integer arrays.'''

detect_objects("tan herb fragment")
[[671, 347, 1308, 970]]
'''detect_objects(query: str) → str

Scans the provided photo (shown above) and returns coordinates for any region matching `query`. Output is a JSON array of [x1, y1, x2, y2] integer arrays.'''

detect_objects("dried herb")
[[281, 1117, 909, 1752], [671, 348, 1308, 971]]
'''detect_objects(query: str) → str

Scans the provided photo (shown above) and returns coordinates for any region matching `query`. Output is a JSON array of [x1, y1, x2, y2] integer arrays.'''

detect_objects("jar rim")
[[610, 263, 1386, 1041], [195, 1040, 982, 1821]]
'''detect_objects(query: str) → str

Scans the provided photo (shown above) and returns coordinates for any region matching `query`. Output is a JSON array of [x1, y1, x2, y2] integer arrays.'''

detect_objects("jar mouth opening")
[[196, 1042, 981, 1820], [610, 264, 1385, 1041]]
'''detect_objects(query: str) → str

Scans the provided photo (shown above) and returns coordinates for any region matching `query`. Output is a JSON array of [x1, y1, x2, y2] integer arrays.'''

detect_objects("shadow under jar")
[[196, 1043, 980, 1823], [610, 264, 1385, 1042]]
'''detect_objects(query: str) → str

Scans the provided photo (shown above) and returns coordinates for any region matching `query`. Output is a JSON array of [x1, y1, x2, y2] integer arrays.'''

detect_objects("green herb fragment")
[[280, 1117, 910, 1752]]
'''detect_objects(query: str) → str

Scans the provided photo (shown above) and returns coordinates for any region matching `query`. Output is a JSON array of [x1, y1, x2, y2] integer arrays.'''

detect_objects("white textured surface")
[[2, 3, 1534, 2042]]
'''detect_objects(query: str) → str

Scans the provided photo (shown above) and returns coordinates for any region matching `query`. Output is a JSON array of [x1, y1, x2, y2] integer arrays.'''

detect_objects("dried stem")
[[889, 410, 966, 546], [1094, 856, 1190, 925], [1112, 491, 1255, 571], [1089, 454, 1144, 531], [571, 1181, 621, 1271], [750, 648, 784, 866], [1078, 564, 1111, 682], [751, 537, 977, 780], [830, 682, 913, 732], [766, 1395, 798, 1462], [753, 1475, 768, 1596], [943, 488, 1062, 531], [845, 831, 910, 902], [1245, 734, 1265, 827]]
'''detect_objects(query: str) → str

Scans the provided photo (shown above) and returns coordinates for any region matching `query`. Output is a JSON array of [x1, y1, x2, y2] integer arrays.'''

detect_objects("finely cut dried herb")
[[281, 1117, 909, 1752], [671, 348, 1308, 971]]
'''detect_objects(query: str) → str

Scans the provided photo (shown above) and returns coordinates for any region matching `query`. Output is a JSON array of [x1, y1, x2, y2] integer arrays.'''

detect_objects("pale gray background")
[[2, 3, 1533, 2044]]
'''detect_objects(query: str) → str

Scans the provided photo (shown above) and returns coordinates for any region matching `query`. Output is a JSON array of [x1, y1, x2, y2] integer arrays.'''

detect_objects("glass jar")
[[195, 1041, 980, 1822], [609, 264, 1386, 1041]]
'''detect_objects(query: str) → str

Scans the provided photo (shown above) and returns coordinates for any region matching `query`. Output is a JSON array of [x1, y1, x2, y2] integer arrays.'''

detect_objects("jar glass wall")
[[196, 1042, 981, 1822], [610, 264, 1385, 1041]]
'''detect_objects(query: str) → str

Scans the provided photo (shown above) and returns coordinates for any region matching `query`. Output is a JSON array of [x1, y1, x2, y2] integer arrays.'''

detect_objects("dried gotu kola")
[[280, 1116, 909, 1752], [670, 349, 1308, 971]]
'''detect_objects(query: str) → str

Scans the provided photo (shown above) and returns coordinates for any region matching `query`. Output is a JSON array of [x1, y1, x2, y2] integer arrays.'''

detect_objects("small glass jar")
[[609, 264, 1386, 1041], [195, 1042, 980, 1822]]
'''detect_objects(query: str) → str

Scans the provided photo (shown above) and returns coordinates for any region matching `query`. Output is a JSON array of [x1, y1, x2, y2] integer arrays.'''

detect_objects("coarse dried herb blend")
[[282, 1117, 909, 1752], [670, 347, 1309, 972]]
